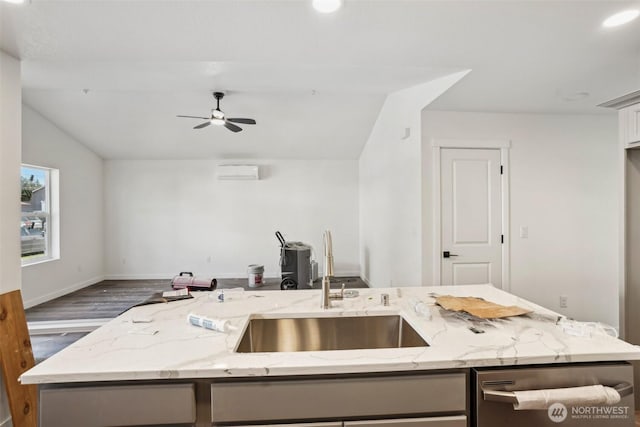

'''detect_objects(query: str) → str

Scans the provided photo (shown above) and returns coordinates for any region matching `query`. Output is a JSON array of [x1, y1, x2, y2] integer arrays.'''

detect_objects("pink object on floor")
[[171, 272, 217, 291]]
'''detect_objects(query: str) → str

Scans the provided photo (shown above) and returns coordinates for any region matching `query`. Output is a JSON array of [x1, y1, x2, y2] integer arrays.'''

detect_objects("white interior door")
[[440, 148, 502, 287]]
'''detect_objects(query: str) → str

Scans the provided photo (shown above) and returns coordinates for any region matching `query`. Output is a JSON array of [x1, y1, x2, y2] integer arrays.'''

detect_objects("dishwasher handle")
[[482, 382, 634, 404]]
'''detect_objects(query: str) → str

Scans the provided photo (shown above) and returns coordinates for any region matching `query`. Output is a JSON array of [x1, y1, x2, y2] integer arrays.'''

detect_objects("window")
[[21, 164, 58, 265]]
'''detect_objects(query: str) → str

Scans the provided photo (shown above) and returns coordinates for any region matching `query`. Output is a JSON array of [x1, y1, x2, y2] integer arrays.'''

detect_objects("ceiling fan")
[[177, 92, 256, 133]]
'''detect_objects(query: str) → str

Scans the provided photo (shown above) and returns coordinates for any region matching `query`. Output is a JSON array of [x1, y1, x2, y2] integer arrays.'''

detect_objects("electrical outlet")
[[559, 295, 568, 308], [520, 226, 529, 239]]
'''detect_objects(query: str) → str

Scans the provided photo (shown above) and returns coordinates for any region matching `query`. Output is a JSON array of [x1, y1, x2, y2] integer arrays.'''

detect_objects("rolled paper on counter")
[[187, 313, 231, 333]]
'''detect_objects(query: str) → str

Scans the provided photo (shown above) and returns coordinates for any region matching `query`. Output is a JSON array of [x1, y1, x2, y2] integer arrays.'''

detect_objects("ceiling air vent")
[[216, 165, 260, 181]]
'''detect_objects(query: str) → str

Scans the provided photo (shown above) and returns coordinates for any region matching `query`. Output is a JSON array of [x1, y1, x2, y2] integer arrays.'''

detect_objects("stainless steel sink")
[[235, 315, 428, 353]]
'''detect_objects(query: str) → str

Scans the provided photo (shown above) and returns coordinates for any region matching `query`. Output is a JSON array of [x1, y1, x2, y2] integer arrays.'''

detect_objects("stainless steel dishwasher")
[[474, 363, 635, 426]]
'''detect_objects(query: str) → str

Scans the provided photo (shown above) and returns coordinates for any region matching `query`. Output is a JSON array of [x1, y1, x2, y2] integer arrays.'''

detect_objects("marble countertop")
[[21, 284, 640, 384]]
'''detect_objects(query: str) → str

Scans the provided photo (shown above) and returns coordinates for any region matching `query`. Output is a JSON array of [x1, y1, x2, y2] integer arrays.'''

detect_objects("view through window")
[[21, 164, 52, 265]]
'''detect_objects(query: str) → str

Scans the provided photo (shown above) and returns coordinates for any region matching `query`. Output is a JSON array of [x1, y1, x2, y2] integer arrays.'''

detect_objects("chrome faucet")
[[321, 230, 343, 308]]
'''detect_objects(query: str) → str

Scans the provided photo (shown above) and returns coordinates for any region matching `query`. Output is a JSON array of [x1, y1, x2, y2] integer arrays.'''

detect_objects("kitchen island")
[[21, 284, 640, 426]]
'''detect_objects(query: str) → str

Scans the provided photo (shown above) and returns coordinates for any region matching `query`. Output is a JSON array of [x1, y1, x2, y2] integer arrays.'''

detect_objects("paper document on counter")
[[435, 295, 531, 319]]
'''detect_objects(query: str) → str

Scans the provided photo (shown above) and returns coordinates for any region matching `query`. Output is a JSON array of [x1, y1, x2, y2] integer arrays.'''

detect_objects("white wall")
[[104, 159, 359, 280], [359, 71, 469, 288], [0, 48, 21, 427], [422, 110, 619, 327], [21, 105, 104, 308], [0, 52, 22, 295]]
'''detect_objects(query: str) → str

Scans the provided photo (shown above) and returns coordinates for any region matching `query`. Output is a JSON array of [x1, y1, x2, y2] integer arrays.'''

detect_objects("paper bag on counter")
[[435, 295, 532, 319]]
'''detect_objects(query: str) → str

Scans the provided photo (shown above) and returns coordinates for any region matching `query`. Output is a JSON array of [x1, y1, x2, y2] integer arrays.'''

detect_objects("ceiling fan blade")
[[227, 118, 256, 125], [177, 115, 209, 119], [224, 122, 243, 133], [194, 121, 211, 129]]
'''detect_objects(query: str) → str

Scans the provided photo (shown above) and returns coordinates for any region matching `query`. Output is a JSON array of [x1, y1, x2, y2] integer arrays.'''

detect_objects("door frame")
[[431, 139, 511, 290]]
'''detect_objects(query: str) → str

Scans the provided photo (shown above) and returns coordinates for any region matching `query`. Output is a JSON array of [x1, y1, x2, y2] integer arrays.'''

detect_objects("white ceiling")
[[2, 0, 640, 160]]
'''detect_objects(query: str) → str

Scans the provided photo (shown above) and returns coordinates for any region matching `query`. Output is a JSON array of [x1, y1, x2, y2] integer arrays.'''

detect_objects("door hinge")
[[500, 165, 504, 175], [501, 234, 504, 244]]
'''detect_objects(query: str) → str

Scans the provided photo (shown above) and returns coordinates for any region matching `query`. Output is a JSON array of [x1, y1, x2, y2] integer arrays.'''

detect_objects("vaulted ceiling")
[[2, 0, 639, 159]]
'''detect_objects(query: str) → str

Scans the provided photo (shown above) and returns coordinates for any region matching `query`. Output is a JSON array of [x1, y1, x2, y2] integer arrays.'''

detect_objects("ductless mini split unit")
[[216, 164, 260, 180]]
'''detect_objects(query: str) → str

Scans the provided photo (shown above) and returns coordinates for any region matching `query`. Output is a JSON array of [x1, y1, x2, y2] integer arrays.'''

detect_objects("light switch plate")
[[560, 295, 568, 308]]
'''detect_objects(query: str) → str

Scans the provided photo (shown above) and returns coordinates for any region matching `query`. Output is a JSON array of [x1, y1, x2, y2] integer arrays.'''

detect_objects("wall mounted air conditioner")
[[216, 165, 260, 180]]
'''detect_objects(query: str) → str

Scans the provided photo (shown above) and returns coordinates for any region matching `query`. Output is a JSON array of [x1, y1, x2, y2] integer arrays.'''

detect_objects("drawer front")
[[40, 383, 196, 427], [345, 416, 467, 427], [211, 373, 467, 423], [474, 363, 634, 427]]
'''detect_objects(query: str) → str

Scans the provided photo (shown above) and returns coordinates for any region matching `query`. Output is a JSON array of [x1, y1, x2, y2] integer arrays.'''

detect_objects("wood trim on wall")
[[0, 290, 37, 427]]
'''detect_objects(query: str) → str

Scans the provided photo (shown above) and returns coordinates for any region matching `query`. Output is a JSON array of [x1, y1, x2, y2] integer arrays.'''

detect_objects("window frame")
[[21, 163, 59, 267]]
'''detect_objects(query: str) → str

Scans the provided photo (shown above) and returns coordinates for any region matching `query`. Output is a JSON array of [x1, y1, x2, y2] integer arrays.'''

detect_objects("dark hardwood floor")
[[26, 276, 367, 322], [27, 279, 173, 322], [27, 276, 368, 363], [31, 333, 89, 364]]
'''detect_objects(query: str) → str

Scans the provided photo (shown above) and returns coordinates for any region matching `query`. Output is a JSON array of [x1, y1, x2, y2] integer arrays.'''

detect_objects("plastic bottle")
[[187, 313, 233, 332]]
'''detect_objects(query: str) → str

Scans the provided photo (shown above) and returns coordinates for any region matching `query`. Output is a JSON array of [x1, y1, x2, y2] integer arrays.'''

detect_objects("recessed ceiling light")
[[602, 9, 640, 28], [312, 0, 343, 14]]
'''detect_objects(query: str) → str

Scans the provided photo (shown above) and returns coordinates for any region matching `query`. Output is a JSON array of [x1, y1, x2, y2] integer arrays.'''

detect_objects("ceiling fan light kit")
[[177, 92, 256, 133]]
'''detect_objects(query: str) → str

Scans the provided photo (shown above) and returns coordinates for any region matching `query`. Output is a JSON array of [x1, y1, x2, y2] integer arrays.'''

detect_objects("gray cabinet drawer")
[[211, 373, 467, 423], [345, 416, 467, 427], [40, 383, 196, 427]]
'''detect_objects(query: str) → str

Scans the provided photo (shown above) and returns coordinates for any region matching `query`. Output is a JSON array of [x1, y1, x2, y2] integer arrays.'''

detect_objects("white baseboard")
[[28, 318, 110, 335], [104, 271, 362, 281], [213, 272, 281, 279], [103, 273, 281, 280], [361, 273, 372, 287], [23, 275, 105, 309], [103, 273, 173, 280], [337, 270, 361, 278]]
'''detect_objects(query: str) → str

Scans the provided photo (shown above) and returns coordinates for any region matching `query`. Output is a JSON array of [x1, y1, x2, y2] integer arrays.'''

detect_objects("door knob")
[[443, 251, 459, 258]]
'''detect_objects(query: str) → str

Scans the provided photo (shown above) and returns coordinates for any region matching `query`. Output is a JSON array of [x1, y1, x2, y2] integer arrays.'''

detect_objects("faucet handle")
[[329, 284, 346, 300]]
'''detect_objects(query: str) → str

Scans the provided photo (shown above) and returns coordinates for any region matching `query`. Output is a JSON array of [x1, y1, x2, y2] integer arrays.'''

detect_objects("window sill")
[[22, 256, 60, 268]]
